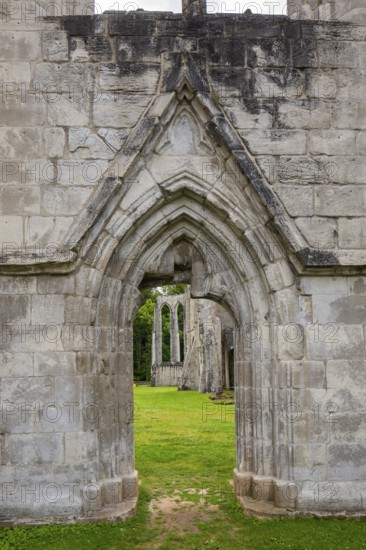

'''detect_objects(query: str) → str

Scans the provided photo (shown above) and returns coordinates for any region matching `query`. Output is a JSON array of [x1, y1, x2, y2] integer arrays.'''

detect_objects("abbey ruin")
[[0, 0, 366, 523], [151, 286, 234, 392]]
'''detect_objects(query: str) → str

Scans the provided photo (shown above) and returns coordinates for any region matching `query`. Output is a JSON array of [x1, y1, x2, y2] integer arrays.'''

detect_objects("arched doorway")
[[75, 79, 302, 517], [94, 206, 279, 516]]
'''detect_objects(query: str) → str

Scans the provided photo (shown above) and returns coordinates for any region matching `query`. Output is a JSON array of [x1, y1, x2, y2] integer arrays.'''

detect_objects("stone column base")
[[0, 471, 139, 526], [233, 470, 366, 517]]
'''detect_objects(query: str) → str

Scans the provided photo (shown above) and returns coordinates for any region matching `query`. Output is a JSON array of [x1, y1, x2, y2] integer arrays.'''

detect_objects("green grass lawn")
[[1, 386, 365, 549]]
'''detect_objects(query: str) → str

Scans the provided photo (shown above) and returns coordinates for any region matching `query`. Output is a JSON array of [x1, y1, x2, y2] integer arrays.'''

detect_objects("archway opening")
[[96, 208, 276, 515], [132, 282, 237, 509]]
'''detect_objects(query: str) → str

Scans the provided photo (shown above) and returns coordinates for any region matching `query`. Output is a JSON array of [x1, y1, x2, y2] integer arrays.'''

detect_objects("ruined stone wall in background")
[[151, 287, 234, 392]]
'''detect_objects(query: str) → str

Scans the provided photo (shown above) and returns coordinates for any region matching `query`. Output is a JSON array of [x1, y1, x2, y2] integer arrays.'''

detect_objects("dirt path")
[[144, 489, 225, 547]]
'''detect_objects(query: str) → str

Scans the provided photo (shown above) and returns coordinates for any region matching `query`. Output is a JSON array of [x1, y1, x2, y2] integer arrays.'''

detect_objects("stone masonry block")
[[241, 130, 307, 155], [339, 218, 366, 249], [306, 324, 365, 360], [247, 39, 290, 68], [302, 277, 349, 295], [31, 295, 65, 325], [0, 63, 30, 83], [68, 128, 114, 160], [295, 217, 337, 247], [357, 131, 366, 155], [0, 217, 24, 247], [41, 187, 92, 216], [318, 41, 358, 69], [0, 276, 36, 294], [93, 94, 153, 128], [45, 128, 65, 158], [315, 186, 366, 216], [312, 294, 366, 324], [0, 32, 41, 62], [0, 352, 33, 377], [275, 185, 314, 216], [0, 186, 40, 216], [47, 96, 90, 127], [42, 31, 69, 61], [309, 130, 356, 156], [34, 352, 77, 376], [278, 100, 331, 129], [0, 128, 42, 159], [0, 95, 46, 127]]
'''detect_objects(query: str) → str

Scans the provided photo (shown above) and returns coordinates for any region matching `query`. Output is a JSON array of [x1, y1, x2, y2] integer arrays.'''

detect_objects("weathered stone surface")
[[45, 128, 66, 158], [0, 216, 23, 245], [98, 64, 160, 94], [309, 130, 356, 156], [97, 128, 128, 151], [117, 35, 174, 64], [357, 131, 366, 155], [306, 325, 365, 360], [31, 295, 65, 324], [275, 185, 314, 216], [278, 100, 331, 129], [33, 63, 94, 94], [302, 277, 349, 295], [247, 39, 290, 67], [42, 31, 69, 61], [241, 130, 307, 155], [0, 95, 46, 127], [1, 5, 366, 524], [69, 128, 115, 159], [47, 96, 90, 127], [292, 39, 318, 68], [305, 69, 338, 99], [0, 62, 30, 83], [2, 434, 63, 465], [71, 36, 112, 62], [219, 97, 273, 129], [339, 218, 366, 249], [0, 32, 41, 62], [0, 187, 40, 216], [315, 186, 366, 216], [93, 94, 153, 128], [0, 129, 42, 159], [25, 216, 73, 247], [0, 352, 34, 377], [331, 101, 366, 129], [254, 68, 303, 98], [318, 40, 358, 68], [55, 160, 108, 186], [41, 186, 92, 215], [295, 217, 337, 247]]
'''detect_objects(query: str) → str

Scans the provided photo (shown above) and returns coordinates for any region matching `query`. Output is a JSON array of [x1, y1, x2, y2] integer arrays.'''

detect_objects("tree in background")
[[133, 284, 187, 381]]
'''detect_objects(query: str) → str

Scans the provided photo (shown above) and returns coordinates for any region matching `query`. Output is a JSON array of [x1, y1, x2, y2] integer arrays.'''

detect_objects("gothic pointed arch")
[[59, 75, 310, 281]]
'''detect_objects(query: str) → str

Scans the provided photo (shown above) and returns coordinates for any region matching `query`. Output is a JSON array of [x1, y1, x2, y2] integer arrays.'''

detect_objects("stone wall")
[[0, 1, 366, 522], [1, 11, 366, 258]]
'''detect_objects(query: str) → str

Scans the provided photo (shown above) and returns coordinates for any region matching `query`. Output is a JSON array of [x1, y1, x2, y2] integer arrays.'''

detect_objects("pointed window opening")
[[161, 304, 172, 362], [177, 302, 185, 362]]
